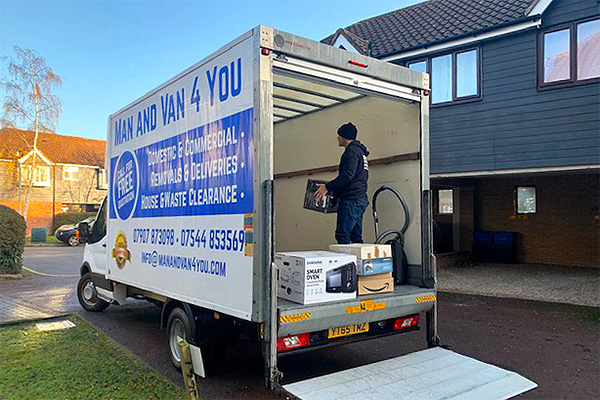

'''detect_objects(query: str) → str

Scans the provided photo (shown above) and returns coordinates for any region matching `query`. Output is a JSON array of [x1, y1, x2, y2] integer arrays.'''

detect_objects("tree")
[[1, 46, 62, 221]]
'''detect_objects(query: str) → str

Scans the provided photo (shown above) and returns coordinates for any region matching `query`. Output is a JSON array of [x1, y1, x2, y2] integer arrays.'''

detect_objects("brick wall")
[[0, 160, 106, 234], [0, 200, 63, 235], [476, 173, 599, 267]]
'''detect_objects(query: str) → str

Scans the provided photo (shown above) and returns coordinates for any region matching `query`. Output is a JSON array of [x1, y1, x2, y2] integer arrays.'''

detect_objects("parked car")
[[55, 217, 95, 246]]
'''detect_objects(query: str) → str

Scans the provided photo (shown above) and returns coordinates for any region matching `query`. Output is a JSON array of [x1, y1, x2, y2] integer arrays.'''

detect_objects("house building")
[[0, 128, 107, 233], [323, 0, 599, 267]]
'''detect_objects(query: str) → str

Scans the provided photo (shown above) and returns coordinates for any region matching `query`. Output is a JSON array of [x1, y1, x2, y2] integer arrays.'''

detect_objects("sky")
[[0, 0, 423, 141]]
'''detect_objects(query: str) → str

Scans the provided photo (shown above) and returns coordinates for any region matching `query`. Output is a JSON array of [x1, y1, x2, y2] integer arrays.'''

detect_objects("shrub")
[[52, 212, 97, 233], [0, 205, 26, 275]]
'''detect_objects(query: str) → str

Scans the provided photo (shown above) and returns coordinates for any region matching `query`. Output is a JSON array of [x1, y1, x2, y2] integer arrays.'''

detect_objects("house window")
[[63, 166, 79, 181], [540, 18, 600, 87], [407, 60, 427, 73], [543, 29, 571, 82], [437, 189, 454, 214], [431, 55, 452, 104], [97, 168, 108, 190], [22, 165, 51, 187], [516, 186, 536, 214], [577, 19, 600, 80], [408, 48, 480, 105], [456, 50, 478, 97]]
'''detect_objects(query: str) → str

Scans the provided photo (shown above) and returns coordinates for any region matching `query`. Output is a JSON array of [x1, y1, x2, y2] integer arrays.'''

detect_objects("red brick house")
[[0, 128, 107, 233]]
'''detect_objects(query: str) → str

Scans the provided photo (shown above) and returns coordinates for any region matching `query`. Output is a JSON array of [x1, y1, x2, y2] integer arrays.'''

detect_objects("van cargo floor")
[[282, 347, 537, 400]]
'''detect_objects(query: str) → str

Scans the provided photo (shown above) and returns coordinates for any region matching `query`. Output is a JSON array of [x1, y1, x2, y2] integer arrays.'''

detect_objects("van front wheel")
[[77, 273, 109, 312]]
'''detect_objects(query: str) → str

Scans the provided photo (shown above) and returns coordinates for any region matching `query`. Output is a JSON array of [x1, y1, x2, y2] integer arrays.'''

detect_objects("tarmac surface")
[[76, 293, 599, 400], [0, 246, 598, 399]]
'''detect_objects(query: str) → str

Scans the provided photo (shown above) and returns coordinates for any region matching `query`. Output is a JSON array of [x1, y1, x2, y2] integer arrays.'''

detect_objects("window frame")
[[21, 165, 51, 187], [538, 17, 600, 90], [96, 168, 108, 190], [406, 46, 482, 107], [435, 188, 454, 215], [515, 186, 537, 215], [63, 165, 79, 182]]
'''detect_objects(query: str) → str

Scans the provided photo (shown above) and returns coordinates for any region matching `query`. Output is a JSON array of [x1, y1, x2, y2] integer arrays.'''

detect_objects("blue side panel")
[[109, 108, 254, 219]]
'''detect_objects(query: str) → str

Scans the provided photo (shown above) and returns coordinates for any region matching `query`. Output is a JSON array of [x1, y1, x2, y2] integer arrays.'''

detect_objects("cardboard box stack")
[[329, 244, 394, 295]]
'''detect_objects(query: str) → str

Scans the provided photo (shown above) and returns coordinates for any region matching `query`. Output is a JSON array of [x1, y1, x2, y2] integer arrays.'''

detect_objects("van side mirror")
[[78, 222, 90, 243]]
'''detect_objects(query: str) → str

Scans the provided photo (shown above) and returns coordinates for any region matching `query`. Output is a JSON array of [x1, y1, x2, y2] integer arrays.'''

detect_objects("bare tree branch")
[[1, 46, 62, 220]]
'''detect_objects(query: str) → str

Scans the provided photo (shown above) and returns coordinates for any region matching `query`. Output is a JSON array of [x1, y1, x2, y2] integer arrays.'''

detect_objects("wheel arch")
[[161, 299, 198, 343], [80, 262, 91, 277]]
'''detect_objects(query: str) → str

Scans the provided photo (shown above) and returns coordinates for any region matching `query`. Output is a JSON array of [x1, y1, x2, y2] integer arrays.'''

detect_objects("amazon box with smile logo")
[[357, 272, 394, 296]]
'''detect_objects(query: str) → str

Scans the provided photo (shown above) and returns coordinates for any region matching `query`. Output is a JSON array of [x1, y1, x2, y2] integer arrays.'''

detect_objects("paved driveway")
[[438, 262, 600, 307], [0, 246, 83, 323]]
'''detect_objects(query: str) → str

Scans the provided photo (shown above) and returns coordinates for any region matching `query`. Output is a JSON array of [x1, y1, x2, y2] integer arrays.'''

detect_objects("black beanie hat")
[[337, 122, 357, 140]]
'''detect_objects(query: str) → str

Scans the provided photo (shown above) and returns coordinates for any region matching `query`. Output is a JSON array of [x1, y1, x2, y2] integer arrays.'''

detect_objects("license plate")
[[328, 323, 369, 339]]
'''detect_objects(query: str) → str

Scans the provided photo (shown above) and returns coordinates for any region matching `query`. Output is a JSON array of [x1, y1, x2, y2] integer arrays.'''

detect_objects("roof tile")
[[323, 0, 538, 57], [0, 128, 105, 167]]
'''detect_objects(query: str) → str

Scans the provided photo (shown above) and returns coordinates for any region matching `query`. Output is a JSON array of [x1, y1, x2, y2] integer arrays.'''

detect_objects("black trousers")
[[335, 197, 369, 244]]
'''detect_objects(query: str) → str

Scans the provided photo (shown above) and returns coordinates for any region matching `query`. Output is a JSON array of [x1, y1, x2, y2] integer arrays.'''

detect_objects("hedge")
[[0, 205, 26, 275], [52, 212, 97, 233]]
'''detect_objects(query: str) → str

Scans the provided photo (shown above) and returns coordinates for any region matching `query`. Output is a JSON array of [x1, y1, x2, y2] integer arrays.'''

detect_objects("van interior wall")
[[273, 95, 422, 267]]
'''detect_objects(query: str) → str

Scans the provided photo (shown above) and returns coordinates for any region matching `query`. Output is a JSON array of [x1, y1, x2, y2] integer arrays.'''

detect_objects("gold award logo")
[[112, 230, 131, 269]]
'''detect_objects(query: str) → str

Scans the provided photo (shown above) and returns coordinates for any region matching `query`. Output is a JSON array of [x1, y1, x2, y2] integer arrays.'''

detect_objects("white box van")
[[77, 26, 536, 399]]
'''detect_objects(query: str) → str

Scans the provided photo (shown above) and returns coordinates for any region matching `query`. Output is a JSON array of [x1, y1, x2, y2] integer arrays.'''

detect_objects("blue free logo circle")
[[113, 150, 139, 220]]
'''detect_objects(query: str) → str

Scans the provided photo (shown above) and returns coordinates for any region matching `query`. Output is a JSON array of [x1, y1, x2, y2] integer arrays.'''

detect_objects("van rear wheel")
[[166, 307, 225, 374], [77, 273, 109, 312], [167, 307, 193, 370]]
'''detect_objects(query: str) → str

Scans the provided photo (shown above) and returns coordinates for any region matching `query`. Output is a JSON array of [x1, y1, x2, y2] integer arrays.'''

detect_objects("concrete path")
[[0, 246, 82, 324], [438, 262, 600, 307]]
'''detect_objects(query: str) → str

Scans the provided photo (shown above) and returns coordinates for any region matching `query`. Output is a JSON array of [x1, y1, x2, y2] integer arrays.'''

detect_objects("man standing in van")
[[315, 122, 369, 244]]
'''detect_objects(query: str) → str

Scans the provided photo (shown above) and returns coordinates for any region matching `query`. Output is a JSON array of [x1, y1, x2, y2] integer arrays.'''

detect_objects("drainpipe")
[[17, 160, 22, 214]]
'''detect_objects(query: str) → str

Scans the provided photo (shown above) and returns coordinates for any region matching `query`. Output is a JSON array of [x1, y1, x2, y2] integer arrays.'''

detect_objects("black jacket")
[[326, 141, 369, 200]]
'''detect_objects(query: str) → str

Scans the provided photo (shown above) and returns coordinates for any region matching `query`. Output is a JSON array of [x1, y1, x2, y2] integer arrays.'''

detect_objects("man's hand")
[[314, 184, 328, 202]]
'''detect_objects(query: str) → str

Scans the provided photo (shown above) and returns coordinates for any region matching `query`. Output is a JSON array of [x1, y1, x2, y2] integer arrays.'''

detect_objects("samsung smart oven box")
[[303, 179, 338, 213], [276, 251, 357, 305]]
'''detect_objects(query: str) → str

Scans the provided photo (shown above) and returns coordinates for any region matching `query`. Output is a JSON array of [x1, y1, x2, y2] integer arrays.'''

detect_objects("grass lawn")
[[0, 317, 186, 400]]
